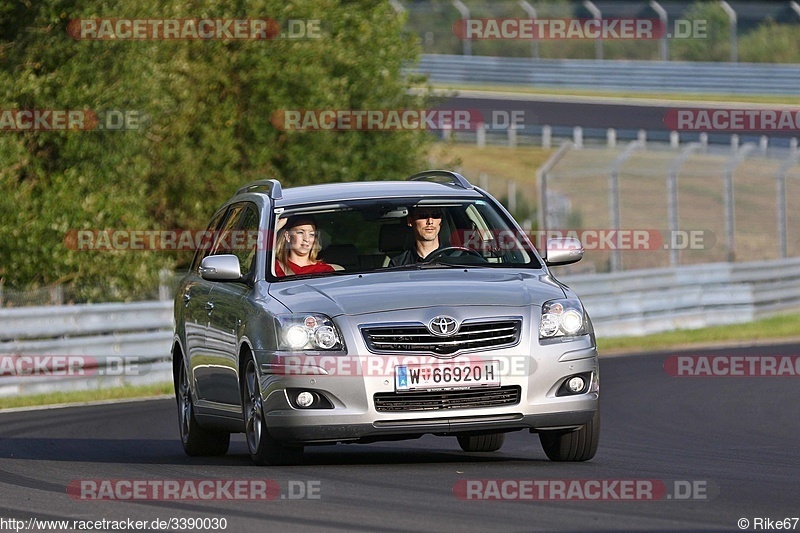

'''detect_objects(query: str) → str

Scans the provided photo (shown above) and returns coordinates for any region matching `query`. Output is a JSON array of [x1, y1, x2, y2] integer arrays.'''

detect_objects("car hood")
[[268, 269, 566, 317]]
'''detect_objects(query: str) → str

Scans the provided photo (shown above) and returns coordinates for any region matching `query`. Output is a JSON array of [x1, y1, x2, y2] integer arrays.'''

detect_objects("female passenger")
[[274, 215, 334, 277]]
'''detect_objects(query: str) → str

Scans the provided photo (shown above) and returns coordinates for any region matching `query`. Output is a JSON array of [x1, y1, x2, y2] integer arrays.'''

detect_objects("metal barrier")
[[408, 54, 800, 95], [561, 257, 800, 338], [0, 301, 173, 397], [2, 257, 799, 396]]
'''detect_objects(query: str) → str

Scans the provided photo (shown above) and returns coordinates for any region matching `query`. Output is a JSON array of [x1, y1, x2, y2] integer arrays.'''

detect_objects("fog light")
[[567, 376, 585, 393], [295, 391, 315, 408]]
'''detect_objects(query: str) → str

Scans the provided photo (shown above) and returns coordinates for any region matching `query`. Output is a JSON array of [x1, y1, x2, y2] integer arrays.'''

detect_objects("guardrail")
[[408, 54, 800, 95], [2, 257, 799, 396], [0, 301, 173, 397], [562, 257, 800, 338]]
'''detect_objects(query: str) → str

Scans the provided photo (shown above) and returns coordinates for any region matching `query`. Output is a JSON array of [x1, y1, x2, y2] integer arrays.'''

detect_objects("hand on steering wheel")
[[423, 246, 485, 263]]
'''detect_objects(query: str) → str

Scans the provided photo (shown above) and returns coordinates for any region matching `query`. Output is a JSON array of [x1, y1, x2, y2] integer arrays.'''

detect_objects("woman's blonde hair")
[[275, 215, 322, 273]]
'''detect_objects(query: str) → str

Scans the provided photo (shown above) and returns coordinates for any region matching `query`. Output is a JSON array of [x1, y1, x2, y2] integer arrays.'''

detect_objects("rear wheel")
[[243, 356, 304, 466], [175, 357, 230, 456], [539, 406, 600, 462], [457, 432, 506, 452]]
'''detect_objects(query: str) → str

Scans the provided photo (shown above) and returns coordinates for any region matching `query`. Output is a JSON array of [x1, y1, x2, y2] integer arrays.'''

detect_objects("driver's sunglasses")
[[413, 210, 443, 220]]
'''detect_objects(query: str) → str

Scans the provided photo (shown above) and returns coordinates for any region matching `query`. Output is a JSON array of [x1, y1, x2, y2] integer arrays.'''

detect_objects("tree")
[[0, 0, 431, 301]]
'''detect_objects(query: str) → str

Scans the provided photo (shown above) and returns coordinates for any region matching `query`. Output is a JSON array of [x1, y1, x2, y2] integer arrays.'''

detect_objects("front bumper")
[[266, 408, 597, 444], [258, 345, 599, 444], [259, 306, 599, 445]]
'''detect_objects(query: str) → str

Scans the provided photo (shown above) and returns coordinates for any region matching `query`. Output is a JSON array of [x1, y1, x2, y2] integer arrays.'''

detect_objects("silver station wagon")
[[172, 171, 599, 465]]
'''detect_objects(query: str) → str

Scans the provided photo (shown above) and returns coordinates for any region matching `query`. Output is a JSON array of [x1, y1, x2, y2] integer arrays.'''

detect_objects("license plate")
[[395, 361, 500, 392]]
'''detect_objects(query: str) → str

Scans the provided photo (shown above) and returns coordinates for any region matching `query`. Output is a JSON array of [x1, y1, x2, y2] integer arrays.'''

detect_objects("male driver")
[[388, 208, 444, 266]]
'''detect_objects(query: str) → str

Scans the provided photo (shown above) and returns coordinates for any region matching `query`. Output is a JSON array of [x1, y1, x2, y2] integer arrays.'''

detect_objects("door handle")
[[183, 293, 191, 303], [205, 302, 215, 312]]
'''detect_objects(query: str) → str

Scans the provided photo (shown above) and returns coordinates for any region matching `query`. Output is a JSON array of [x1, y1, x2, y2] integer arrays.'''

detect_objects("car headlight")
[[539, 299, 586, 339], [277, 314, 344, 351]]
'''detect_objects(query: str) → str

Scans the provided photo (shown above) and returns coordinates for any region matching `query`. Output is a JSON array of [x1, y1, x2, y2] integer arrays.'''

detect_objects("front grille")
[[374, 386, 521, 412], [362, 319, 521, 355]]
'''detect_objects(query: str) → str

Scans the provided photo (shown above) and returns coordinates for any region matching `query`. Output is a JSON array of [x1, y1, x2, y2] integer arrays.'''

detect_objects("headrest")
[[320, 244, 359, 269], [379, 223, 412, 253]]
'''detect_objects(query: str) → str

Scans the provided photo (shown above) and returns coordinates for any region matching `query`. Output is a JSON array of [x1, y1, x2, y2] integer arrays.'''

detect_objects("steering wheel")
[[423, 246, 485, 263]]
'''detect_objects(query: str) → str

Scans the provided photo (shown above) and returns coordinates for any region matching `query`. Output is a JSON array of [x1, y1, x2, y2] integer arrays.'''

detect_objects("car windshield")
[[268, 198, 542, 279]]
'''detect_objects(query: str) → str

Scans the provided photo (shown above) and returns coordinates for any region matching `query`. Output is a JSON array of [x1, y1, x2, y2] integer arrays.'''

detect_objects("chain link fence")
[[541, 140, 800, 273]]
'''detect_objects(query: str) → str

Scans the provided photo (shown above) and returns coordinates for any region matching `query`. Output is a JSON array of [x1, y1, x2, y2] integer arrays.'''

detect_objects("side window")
[[191, 210, 225, 272], [231, 205, 260, 274], [210, 205, 245, 256]]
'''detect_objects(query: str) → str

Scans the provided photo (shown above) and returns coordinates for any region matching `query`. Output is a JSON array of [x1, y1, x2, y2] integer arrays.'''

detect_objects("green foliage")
[[739, 20, 800, 63], [669, 1, 732, 62], [0, 0, 431, 301]]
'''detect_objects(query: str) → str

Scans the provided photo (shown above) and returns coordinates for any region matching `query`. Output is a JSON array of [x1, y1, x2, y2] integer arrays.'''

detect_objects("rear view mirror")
[[200, 254, 242, 281], [544, 237, 584, 266]]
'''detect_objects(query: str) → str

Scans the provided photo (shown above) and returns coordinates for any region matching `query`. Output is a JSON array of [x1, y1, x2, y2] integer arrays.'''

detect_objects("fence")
[[536, 138, 800, 273], [442, 126, 800, 274], [562, 257, 800, 338], [2, 257, 799, 396], [0, 301, 173, 397]]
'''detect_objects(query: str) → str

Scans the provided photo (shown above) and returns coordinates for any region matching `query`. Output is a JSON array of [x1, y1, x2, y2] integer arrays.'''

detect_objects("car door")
[[190, 205, 242, 405], [182, 210, 225, 395], [202, 203, 260, 407]]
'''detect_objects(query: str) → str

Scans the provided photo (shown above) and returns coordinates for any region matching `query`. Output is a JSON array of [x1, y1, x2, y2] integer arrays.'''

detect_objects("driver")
[[388, 207, 445, 266]]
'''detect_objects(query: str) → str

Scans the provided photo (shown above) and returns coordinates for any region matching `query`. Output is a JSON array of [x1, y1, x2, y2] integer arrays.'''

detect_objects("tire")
[[175, 357, 230, 456], [539, 406, 600, 462], [457, 432, 506, 452], [242, 356, 304, 466]]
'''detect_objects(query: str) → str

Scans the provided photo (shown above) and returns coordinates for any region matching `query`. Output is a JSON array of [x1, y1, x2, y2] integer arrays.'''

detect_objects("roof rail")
[[407, 170, 473, 190], [235, 179, 283, 200]]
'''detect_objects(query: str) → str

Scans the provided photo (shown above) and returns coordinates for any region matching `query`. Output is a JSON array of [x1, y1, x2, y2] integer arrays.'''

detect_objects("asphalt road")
[[1, 342, 799, 532], [437, 93, 798, 141]]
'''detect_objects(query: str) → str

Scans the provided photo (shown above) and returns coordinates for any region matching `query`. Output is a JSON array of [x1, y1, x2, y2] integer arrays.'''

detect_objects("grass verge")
[[0, 381, 173, 411], [598, 312, 800, 355]]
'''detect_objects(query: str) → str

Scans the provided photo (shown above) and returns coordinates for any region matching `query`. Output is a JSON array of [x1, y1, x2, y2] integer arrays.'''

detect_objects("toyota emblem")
[[428, 316, 459, 336]]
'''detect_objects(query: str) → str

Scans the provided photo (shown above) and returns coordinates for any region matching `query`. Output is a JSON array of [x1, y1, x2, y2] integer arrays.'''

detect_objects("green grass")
[[426, 83, 800, 105], [0, 381, 173, 410], [598, 312, 800, 355]]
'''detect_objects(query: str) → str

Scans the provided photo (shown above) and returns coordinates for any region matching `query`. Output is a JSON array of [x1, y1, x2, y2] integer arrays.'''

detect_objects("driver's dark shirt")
[[388, 246, 443, 267]]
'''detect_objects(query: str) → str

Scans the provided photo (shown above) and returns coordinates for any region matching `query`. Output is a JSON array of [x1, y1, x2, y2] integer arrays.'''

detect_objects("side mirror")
[[200, 254, 242, 281], [544, 237, 584, 266]]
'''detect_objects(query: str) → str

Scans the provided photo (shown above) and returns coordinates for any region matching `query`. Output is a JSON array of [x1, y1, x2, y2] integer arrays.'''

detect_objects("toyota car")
[[172, 171, 599, 465]]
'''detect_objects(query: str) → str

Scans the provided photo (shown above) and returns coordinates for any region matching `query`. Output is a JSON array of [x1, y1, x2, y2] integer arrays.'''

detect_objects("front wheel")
[[539, 406, 600, 462], [242, 356, 304, 466], [175, 357, 230, 456]]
